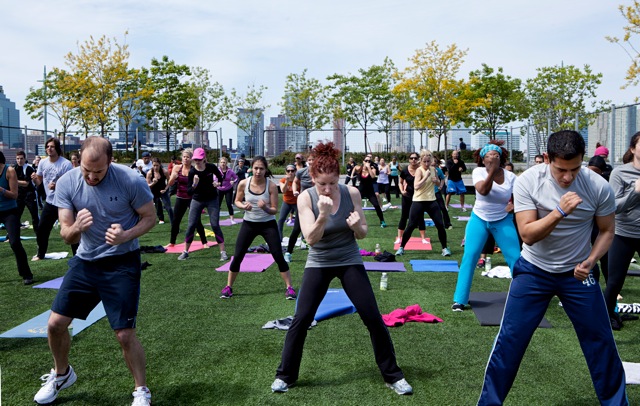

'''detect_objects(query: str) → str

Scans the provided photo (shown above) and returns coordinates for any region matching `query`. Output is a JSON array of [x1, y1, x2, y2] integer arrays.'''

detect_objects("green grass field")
[[2, 193, 640, 405]]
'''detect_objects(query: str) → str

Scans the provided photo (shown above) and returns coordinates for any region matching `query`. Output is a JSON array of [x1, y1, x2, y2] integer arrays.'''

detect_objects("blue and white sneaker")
[[271, 378, 289, 393], [442, 247, 452, 257], [386, 378, 413, 395]]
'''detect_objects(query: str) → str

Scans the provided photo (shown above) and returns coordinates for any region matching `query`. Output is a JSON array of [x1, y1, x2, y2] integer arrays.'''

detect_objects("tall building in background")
[[118, 100, 148, 146], [471, 130, 520, 152], [265, 123, 277, 156], [268, 115, 287, 156], [0, 85, 23, 149], [236, 109, 264, 156], [390, 121, 414, 152], [332, 118, 345, 152], [588, 106, 637, 163]]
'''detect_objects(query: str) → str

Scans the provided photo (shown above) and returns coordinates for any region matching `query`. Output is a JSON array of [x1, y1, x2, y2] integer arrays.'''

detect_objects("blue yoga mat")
[[0, 235, 37, 242], [310, 289, 356, 322], [0, 303, 107, 338], [33, 276, 65, 289], [410, 260, 460, 272]]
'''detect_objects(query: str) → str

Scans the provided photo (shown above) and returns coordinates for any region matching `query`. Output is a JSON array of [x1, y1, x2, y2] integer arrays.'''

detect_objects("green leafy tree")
[[466, 64, 527, 139], [147, 56, 197, 151], [393, 41, 474, 158], [64, 34, 130, 136], [280, 69, 330, 148], [524, 64, 607, 153], [224, 83, 269, 157], [117, 67, 153, 151], [328, 63, 393, 154], [607, 1, 640, 88], [188, 67, 227, 148], [24, 68, 78, 137]]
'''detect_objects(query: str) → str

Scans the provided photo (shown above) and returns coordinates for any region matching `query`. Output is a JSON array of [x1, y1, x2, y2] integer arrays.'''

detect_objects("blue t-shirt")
[[54, 164, 153, 260]]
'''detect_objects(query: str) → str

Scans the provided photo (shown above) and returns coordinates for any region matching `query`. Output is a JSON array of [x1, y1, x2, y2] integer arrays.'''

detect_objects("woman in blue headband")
[[451, 141, 521, 311]]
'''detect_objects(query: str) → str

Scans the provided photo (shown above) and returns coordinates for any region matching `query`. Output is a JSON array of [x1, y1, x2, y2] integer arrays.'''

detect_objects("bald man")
[[34, 137, 156, 406]]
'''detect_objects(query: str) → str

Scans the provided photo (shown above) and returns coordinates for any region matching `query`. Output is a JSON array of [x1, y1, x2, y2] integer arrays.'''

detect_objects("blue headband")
[[480, 144, 502, 158]]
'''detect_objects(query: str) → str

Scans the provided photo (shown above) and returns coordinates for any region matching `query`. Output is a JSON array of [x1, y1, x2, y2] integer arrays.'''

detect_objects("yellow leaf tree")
[[65, 34, 130, 136], [607, 1, 640, 88], [393, 41, 475, 158]]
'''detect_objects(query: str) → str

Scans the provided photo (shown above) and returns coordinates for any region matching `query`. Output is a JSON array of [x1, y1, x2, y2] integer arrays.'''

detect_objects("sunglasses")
[[364, 160, 370, 163], [409, 157, 419, 160], [295, 157, 302, 160], [286, 169, 295, 173], [193, 158, 203, 162]]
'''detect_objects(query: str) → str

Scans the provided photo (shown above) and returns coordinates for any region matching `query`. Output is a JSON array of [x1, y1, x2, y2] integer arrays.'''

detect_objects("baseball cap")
[[193, 148, 206, 160], [594, 146, 609, 158], [141, 151, 151, 157]]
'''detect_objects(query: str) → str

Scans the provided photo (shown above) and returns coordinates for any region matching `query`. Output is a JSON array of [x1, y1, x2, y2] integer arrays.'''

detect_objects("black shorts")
[[51, 250, 142, 330]]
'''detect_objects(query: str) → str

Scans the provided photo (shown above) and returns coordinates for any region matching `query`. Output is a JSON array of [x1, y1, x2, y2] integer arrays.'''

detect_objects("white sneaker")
[[230, 219, 237, 225], [220, 251, 229, 261], [394, 237, 401, 245], [461, 208, 467, 212], [132, 386, 151, 406], [299, 242, 308, 250], [383, 198, 388, 203], [271, 378, 289, 393], [386, 378, 413, 395], [158, 220, 165, 224], [382, 203, 392, 212], [422, 239, 429, 245], [34, 366, 77, 404]]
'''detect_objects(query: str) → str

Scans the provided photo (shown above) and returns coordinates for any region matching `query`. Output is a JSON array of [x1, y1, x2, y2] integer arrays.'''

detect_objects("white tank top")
[[243, 178, 276, 222]]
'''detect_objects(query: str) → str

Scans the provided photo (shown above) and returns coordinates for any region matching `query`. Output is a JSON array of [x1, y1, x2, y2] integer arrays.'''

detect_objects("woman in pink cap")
[[178, 148, 227, 261], [594, 143, 612, 180]]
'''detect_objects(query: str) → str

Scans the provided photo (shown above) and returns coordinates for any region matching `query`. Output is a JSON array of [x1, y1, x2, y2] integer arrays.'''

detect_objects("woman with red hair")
[[271, 142, 412, 396]]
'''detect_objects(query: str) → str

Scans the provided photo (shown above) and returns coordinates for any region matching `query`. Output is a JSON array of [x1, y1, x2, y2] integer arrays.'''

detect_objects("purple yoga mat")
[[33, 277, 64, 289], [364, 262, 406, 272], [456, 216, 470, 221], [216, 253, 274, 272]]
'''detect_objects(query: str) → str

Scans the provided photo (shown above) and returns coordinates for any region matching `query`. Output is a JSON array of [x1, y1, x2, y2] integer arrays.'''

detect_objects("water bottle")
[[380, 272, 388, 291], [375, 243, 381, 255], [485, 257, 492, 272]]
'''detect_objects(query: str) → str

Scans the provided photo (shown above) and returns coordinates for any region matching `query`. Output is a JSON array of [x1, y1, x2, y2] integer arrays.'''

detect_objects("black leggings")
[[275, 264, 404, 385], [604, 234, 640, 317], [398, 194, 425, 232], [434, 190, 452, 228], [360, 188, 384, 223], [287, 205, 302, 254], [218, 188, 234, 216], [389, 175, 399, 198], [229, 219, 288, 273], [401, 200, 447, 249], [0, 208, 32, 280], [36, 202, 58, 259], [170, 197, 206, 245], [16, 197, 40, 233]]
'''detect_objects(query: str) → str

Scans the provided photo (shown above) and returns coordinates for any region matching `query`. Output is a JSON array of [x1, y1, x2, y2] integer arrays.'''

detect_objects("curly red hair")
[[309, 142, 340, 177]]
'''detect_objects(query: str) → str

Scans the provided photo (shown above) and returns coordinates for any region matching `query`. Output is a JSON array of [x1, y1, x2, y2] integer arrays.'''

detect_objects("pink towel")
[[382, 304, 443, 327]]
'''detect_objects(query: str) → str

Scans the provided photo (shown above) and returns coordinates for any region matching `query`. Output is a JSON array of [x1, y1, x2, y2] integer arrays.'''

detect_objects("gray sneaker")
[[220, 251, 229, 261], [386, 378, 413, 395], [34, 366, 77, 404], [271, 378, 289, 393], [178, 251, 189, 260]]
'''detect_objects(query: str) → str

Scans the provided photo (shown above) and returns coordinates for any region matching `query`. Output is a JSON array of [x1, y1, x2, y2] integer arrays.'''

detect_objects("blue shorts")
[[51, 250, 142, 330], [446, 179, 466, 195]]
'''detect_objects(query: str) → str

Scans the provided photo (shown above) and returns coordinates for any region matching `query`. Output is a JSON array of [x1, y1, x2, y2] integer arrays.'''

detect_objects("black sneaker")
[[23, 278, 34, 285], [610, 315, 623, 331], [451, 302, 465, 312]]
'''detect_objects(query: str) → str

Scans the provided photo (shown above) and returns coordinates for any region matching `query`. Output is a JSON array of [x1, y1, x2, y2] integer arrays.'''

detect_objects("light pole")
[[36, 66, 48, 147]]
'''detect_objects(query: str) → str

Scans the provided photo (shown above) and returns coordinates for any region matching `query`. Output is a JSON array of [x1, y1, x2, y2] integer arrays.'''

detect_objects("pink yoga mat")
[[165, 241, 217, 254], [216, 253, 275, 272], [394, 237, 432, 251]]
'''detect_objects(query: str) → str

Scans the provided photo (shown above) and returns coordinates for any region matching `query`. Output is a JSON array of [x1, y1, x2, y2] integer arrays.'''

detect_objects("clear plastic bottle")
[[485, 257, 492, 272], [380, 272, 388, 290], [375, 243, 381, 255]]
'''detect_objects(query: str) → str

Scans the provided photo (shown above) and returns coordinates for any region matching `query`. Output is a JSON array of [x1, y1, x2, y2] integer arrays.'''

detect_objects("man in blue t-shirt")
[[34, 137, 156, 406], [478, 130, 627, 406]]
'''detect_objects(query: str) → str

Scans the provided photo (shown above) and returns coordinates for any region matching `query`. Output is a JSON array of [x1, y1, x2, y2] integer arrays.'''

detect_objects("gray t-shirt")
[[296, 167, 313, 192], [54, 163, 153, 260], [514, 164, 615, 273], [305, 184, 362, 268], [37, 156, 73, 204], [609, 162, 640, 238]]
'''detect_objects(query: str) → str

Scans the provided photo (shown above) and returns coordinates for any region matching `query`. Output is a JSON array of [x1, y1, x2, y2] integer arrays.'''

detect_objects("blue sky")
[[1, 0, 638, 147]]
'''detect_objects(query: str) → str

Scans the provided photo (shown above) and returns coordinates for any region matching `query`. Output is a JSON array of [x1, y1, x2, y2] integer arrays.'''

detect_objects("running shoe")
[[451, 302, 465, 312], [271, 378, 289, 393], [131, 386, 152, 406], [442, 247, 452, 257], [220, 285, 233, 299], [178, 251, 189, 260], [386, 378, 413, 395], [284, 252, 292, 263], [34, 366, 77, 405], [285, 286, 297, 300], [220, 251, 229, 261], [395, 247, 404, 256]]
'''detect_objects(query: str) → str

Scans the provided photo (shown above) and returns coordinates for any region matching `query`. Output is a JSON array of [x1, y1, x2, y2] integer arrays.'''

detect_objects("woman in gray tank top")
[[271, 142, 412, 396]]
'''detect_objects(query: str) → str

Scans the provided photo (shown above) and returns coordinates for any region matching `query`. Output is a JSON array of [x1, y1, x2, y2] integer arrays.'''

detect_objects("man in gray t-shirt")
[[478, 131, 627, 406], [34, 137, 156, 406]]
